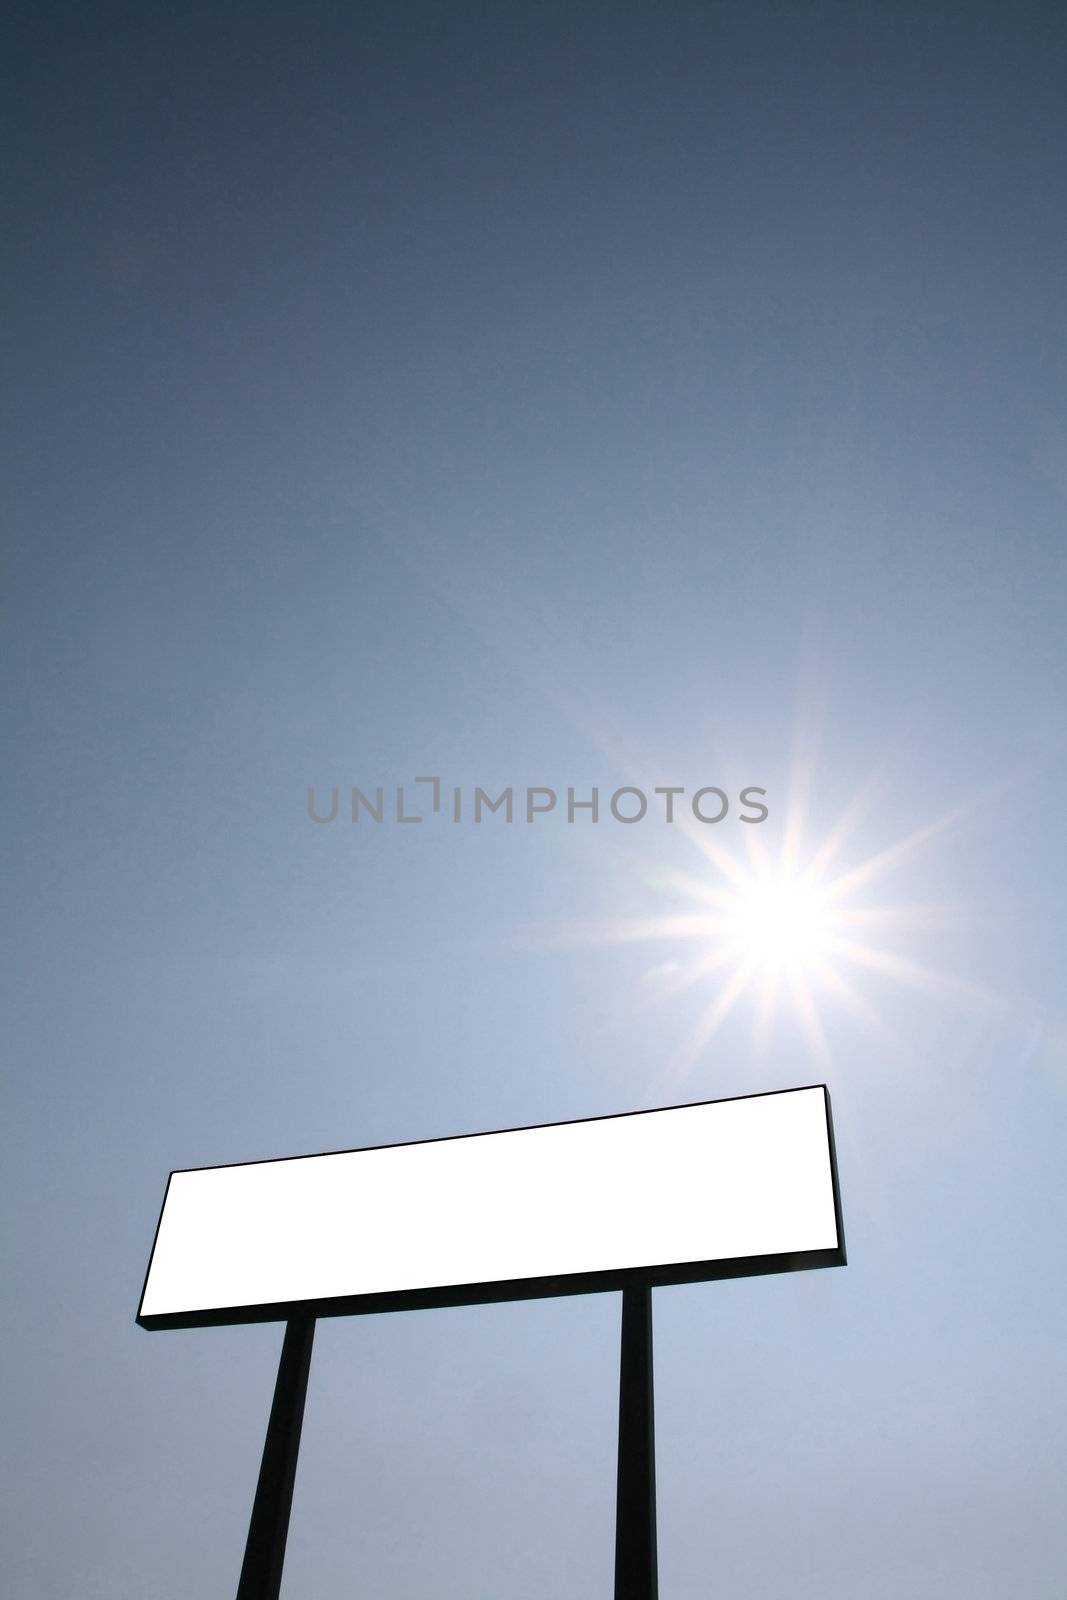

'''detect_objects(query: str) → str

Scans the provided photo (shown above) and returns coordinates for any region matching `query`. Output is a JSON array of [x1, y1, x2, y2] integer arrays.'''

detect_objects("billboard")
[[137, 1085, 844, 1330]]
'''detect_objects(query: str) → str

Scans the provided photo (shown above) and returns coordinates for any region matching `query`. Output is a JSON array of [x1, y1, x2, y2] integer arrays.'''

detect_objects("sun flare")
[[557, 787, 976, 1082]]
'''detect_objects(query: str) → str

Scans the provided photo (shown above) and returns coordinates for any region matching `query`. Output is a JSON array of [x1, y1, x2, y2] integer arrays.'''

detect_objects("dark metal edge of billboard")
[[137, 1244, 846, 1329], [823, 1084, 847, 1268]]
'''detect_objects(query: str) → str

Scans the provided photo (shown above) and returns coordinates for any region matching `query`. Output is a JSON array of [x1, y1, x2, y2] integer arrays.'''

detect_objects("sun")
[[553, 785, 976, 1083], [628, 806, 977, 1079], [726, 873, 833, 973]]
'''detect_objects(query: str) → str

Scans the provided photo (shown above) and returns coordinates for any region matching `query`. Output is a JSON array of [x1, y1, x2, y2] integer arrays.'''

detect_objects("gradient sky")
[[4, 3, 1067, 1596]]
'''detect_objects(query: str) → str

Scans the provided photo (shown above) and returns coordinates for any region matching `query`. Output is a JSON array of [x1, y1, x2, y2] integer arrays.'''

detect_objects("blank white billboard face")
[[138, 1086, 844, 1329]]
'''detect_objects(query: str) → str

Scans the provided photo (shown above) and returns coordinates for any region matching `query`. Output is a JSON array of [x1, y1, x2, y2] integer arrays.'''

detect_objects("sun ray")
[[643, 867, 746, 914], [750, 968, 781, 1063], [648, 942, 747, 1001], [825, 937, 988, 1007], [671, 961, 760, 1083], [807, 959, 894, 1038], [787, 970, 834, 1073], [799, 775, 884, 886], [820, 807, 970, 903]]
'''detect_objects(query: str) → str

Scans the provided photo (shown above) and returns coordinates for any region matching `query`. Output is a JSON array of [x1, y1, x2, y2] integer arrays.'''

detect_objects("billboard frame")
[[137, 1083, 846, 1332]]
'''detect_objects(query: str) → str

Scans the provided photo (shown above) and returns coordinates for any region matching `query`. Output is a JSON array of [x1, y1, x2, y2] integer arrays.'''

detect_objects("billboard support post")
[[615, 1285, 657, 1600], [235, 1316, 316, 1600]]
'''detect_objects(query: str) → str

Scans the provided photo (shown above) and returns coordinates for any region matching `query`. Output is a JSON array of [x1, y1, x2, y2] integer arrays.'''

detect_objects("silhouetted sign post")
[[138, 1084, 845, 1599]]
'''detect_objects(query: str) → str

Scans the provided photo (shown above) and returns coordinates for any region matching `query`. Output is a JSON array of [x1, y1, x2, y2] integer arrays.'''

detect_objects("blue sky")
[[4, 3, 1067, 1596]]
